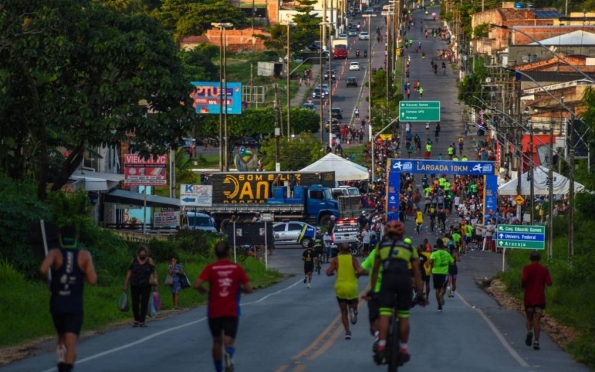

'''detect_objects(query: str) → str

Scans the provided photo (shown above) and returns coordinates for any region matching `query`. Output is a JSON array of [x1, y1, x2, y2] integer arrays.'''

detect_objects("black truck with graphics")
[[199, 171, 360, 226]]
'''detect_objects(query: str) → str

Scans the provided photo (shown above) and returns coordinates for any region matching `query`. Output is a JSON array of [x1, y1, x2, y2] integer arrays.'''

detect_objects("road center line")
[[456, 292, 530, 368], [39, 278, 303, 372]]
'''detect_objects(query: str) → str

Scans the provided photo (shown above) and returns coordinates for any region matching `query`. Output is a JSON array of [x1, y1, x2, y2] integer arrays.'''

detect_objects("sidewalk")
[[290, 64, 321, 107]]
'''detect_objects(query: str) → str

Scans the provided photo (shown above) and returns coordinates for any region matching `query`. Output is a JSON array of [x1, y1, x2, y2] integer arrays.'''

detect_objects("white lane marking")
[[39, 278, 303, 372], [456, 292, 530, 368]]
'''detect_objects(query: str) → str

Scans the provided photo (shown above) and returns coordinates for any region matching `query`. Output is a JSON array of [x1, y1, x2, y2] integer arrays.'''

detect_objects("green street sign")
[[496, 224, 545, 250], [496, 240, 545, 249], [399, 101, 441, 122]]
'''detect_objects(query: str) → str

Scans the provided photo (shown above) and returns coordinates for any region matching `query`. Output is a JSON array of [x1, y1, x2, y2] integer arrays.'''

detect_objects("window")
[[273, 224, 286, 232], [310, 190, 324, 200], [288, 223, 303, 231]]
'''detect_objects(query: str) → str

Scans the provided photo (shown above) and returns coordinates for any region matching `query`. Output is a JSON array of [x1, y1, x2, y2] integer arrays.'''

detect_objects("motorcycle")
[[355, 49, 360, 58], [364, 50, 368, 58]]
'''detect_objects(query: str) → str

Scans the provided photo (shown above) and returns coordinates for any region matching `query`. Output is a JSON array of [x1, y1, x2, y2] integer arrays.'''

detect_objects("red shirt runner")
[[199, 260, 250, 318], [521, 262, 553, 307]]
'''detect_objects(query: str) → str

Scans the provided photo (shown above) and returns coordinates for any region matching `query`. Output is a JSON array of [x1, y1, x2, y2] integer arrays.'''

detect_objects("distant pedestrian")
[[40, 225, 98, 372], [522, 250, 552, 351], [195, 241, 253, 372], [167, 257, 184, 310], [407, 88, 411, 100], [419, 87, 424, 98], [123, 245, 158, 328]]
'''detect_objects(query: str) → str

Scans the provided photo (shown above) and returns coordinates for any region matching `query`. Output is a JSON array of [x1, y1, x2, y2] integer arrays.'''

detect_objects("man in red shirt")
[[195, 241, 253, 372], [521, 250, 552, 351]]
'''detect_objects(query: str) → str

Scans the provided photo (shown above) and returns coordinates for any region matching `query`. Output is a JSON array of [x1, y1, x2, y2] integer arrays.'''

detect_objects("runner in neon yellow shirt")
[[429, 239, 454, 312]]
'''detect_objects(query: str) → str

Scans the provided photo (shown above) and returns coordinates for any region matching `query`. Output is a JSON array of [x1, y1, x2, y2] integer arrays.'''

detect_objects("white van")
[[183, 212, 217, 232]]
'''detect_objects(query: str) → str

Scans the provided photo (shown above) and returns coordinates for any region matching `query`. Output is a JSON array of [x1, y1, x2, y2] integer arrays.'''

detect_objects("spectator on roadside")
[[167, 257, 184, 310], [123, 245, 157, 328]]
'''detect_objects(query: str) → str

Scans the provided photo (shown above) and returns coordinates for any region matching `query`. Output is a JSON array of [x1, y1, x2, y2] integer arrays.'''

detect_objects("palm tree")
[[155, 149, 200, 198]]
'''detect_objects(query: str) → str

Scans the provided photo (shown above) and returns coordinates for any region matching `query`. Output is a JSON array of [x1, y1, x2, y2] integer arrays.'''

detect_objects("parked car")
[[359, 31, 370, 40], [349, 61, 361, 71], [308, 43, 321, 51], [273, 221, 316, 248], [331, 107, 343, 119], [346, 77, 358, 87], [183, 212, 217, 232]]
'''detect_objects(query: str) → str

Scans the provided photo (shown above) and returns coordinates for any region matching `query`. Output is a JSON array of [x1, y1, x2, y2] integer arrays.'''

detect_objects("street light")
[[211, 22, 234, 171], [363, 13, 377, 183], [490, 24, 595, 83]]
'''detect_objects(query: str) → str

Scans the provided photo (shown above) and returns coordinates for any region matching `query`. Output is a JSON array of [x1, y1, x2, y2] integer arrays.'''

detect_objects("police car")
[[273, 221, 317, 248], [331, 218, 363, 255]]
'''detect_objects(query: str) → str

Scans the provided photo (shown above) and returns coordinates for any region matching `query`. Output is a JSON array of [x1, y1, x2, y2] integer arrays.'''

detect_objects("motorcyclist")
[[356, 49, 360, 57], [364, 49, 368, 57]]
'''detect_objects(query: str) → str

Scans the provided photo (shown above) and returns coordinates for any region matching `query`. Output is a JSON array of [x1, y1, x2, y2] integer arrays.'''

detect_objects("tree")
[[258, 132, 324, 171], [0, 0, 193, 199], [155, 149, 199, 197], [180, 45, 219, 82], [291, 0, 321, 51]]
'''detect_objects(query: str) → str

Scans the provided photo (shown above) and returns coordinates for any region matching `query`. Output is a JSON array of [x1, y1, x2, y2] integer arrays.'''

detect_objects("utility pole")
[[274, 84, 281, 172], [548, 127, 554, 259], [319, 27, 324, 143], [286, 24, 291, 137], [515, 76, 523, 222], [529, 120, 534, 224], [323, 0, 327, 47], [328, 34, 333, 150], [568, 114, 575, 258], [223, 28, 229, 171]]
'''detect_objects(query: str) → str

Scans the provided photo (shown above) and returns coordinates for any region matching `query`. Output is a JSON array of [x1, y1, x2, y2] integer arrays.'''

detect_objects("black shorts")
[[379, 271, 412, 312], [449, 266, 458, 277], [208, 317, 239, 339], [432, 274, 447, 289], [52, 313, 84, 336], [304, 263, 314, 274], [421, 274, 431, 284], [336, 297, 358, 306], [368, 294, 380, 323]]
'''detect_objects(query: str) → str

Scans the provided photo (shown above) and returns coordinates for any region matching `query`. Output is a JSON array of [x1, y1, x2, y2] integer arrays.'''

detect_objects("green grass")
[[0, 256, 283, 349]]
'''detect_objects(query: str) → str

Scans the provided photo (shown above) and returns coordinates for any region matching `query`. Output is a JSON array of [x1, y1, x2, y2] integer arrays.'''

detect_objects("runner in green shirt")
[[451, 229, 462, 254], [464, 223, 473, 252], [429, 239, 454, 312]]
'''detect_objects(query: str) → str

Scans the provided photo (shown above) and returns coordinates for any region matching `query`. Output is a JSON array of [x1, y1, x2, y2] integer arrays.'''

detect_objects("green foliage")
[[180, 45, 219, 82], [497, 215, 595, 369], [0, 0, 194, 198], [291, 0, 321, 51], [154, 0, 246, 38], [0, 175, 52, 275], [46, 189, 92, 230], [259, 132, 325, 171], [473, 23, 490, 39], [457, 56, 491, 106]]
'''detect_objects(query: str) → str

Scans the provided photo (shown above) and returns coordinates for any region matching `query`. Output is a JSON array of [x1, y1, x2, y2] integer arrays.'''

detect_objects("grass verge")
[[0, 256, 283, 350], [495, 231, 595, 369]]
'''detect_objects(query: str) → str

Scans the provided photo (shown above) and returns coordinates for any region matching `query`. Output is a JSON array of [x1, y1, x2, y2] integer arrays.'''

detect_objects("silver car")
[[273, 221, 316, 248]]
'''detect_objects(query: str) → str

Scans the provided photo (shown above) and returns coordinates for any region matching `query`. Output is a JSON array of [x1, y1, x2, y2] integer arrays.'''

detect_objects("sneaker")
[[447, 286, 452, 297], [303, 276, 307, 284], [307, 283, 311, 289], [373, 348, 385, 365], [525, 332, 533, 347], [224, 352, 235, 372], [349, 308, 358, 325], [533, 341, 540, 350], [438, 304, 443, 312], [372, 339, 379, 353], [56, 344, 66, 363], [345, 331, 352, 340], [398, 351, 411, 366]]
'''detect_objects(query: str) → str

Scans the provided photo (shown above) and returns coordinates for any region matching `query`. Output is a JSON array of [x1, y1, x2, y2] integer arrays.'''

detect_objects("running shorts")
[[432, 274, 447, 289], [208, 316, 239, 338], [52, 313, 84, 336]]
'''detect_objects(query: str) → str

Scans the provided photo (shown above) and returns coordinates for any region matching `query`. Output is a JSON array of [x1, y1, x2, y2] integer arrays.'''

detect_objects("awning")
[[70, 171, 125, 192], [105, 189, 181, 209]]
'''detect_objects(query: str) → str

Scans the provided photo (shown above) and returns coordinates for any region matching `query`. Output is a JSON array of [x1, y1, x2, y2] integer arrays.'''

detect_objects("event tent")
[[300, 153, 369, 181], [498, 166, 584, 195]]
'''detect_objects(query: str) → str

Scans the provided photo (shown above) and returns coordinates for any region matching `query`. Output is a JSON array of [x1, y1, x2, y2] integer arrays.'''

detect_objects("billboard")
[[124, 154, 167, 186], [190, 82, 242, 115]]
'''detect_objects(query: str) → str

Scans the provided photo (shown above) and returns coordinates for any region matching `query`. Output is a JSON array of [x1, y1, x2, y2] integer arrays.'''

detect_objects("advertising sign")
[[190, 82, 243, 115], [180, 184, 213, 207], [124, 154, 167, 186], [154, 209, 180, 227], [388, 159, 496, 175]]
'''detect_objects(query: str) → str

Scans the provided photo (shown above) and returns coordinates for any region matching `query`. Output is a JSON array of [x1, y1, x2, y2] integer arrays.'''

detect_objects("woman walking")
[[123, 246, 157, 327], [168, 257, 184, 310]]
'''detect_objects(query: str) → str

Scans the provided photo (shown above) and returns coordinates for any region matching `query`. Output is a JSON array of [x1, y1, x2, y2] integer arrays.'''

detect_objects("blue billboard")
[[190, 82, 242, 115]]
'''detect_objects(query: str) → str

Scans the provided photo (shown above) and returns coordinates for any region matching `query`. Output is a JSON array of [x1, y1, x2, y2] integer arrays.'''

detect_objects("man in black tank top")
[[40, 226, 97, 372]]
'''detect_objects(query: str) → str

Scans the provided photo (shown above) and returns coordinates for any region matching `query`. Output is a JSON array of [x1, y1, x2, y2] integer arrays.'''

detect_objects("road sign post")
[[399, 101, 441, 122]]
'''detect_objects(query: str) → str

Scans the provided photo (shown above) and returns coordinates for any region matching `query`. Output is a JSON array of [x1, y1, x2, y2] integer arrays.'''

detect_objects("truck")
[[331, 39, 348, 59], [198, 171, 360, 227]]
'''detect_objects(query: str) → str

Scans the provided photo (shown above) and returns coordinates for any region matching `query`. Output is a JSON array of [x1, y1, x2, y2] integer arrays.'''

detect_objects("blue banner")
[[484, 170, 499, 218], [191, 82, 243, 115], [386, 169, 400, 222], [388, 159, 496, 175]]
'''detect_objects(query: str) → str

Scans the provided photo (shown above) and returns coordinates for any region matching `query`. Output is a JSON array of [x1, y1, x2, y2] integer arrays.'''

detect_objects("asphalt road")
[[3, 7, 592, 372]]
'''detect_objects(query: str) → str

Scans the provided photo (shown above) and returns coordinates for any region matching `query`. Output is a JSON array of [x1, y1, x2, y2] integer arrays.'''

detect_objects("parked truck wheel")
[[319, 215, 331, 229]]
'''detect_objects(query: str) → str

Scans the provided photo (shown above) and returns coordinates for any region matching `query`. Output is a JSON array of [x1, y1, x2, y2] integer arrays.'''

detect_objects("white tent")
[[300, 153, 369, 181], [498, 166, 585, 195]]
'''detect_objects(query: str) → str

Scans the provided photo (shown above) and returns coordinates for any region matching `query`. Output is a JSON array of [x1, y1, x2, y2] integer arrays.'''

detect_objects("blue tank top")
[[50, 249, 84, 314]]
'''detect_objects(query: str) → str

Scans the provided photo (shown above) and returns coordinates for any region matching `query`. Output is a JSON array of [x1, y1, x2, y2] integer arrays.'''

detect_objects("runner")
[[370, 221, 424, 365], [40, 225, 98, 372], [415, 207, 424, 234], [326, 242, 364, 340], [417, 244, 432, 303], [302, 241, 317, 288], [429, 238, 454, 312], [446, 237, 460, 298], [522, 250, 553, 350], [195, 241, 253, 372]]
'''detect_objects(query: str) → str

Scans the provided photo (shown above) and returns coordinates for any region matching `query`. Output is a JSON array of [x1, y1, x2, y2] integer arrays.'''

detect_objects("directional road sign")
[[496, 224, 545, 250], [399, 101, 441, 122], [180, 184, 213, 207]]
